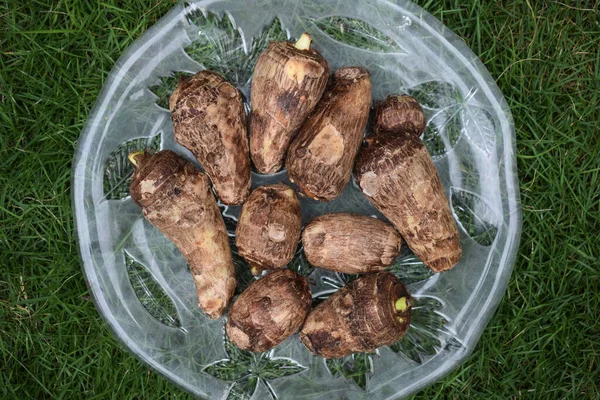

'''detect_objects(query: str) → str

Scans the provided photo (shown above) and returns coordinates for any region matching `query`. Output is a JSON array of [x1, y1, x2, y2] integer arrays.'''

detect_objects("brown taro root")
[[354, 134, 462, 272], [170, 70, 250, 205], [226, 269, 312, 352], [373, 94, 426, 136], [250, 33, 329, 174], [235, 183, 302, 274], [128, 150, 236, 319], [302, 213, 402, 274], [286, 67, 372, 201], [299, 272, 412, 358]]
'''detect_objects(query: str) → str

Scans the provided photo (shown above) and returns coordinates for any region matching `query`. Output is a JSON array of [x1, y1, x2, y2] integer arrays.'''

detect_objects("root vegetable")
[[170, 70, 250, 205], [226, 269, 312, 352], [299, 272, 412, 358], [128, 150, 236, 319], [235, 183, 302, 274], [250, 33, 329, 174], [302, 213, 402, 274], [373, 95, 426, 136], [286, 67, 372, 201], [354, 134, 462, 272]]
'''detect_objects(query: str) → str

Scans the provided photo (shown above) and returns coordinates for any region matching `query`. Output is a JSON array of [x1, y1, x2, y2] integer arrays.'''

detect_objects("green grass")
[[1, 0, 599, 399]]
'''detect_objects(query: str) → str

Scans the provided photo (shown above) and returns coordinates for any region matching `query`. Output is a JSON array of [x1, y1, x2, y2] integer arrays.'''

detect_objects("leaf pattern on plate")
[[124, 251, 180, 328], [226, 376, 258, 400], [103, 134, 161, 200], [149, 71, 193, 110], [204, 329, 306, 400], [256, 358, 307, 380], [460, 105, 497, 155], [451, 188, 499, 246], [388, 296, 460, 364], [326, 351, 376, 390], [312, 271, 358, 305], [312, 16, 403, 53], [184, 11, 287, 87], [456, 143, 481, 193], [422, 107, 462, 158], [407, 81, 463, 110], [404, 81, 464, 157], [408, 83, 496, 156], [386, 246, 433, 285]]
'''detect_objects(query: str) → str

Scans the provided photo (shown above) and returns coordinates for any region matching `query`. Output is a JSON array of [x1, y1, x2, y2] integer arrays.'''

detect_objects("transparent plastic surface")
[[72, 1, 521, 398]]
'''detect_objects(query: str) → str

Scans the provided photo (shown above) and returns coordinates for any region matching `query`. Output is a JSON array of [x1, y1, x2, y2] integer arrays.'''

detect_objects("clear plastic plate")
[[71, 0, 521, 398]]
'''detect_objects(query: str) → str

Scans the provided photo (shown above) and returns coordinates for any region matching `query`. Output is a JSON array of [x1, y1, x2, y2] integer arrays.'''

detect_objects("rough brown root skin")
[[249, 38, 329, 174], [226, 269, 312, 352], [302, 213, 402, 274], [299, 272, 412, 358], [129, 150, 236, 319], [373, 95, 426, 137], [354, 134, 462, 272], [285, 67, 372, 201], [170, 70, 250, 205], [235, 183, 302, 272]]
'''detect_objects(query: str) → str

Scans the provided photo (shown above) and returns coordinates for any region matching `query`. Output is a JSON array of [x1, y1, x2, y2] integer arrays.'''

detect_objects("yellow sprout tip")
[[395, 297, 408, 312], [294, 33, 312, 51], [128, 151, 145, 167]]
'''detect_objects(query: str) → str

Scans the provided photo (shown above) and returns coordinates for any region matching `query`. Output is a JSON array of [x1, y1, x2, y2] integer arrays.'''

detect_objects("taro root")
[[373, 94, 426, 136], [170, 70, 250, 205], [226, 269, 312, 352], [235, 183, 302, 274], [299, 272, 412, 358], [354, 134, 462, 272], [128, 150, 236, 319], [302, 213, 402, 274], [250, 33, 329, 174], [286, 67, 372, 201]]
